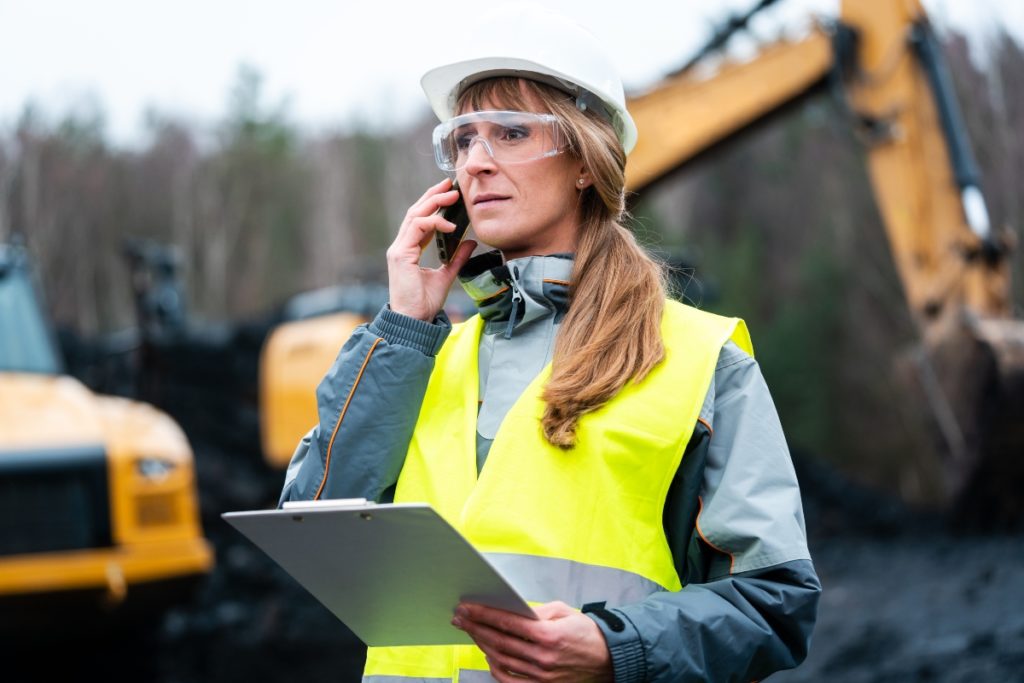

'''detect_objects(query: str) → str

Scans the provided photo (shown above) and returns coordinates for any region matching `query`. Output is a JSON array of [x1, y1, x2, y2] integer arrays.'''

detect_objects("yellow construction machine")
[[0, 239, 213, 633], [626, 0, 1023, 521], [260, 309, 370, 465], [260, 0, 1023, 520]]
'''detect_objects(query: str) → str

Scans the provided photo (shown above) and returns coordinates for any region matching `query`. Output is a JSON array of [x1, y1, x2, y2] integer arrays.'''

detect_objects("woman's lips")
[[473, 194, 510, 206]]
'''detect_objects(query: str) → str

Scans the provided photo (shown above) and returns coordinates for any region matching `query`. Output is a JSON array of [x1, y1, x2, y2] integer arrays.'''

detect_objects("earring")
[[577, 178, 586, 186]]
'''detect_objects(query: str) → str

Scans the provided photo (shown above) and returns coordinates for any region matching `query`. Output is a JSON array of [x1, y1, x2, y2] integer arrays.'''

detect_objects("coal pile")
[[774, 453, 1024, 683], [773, 532, 1024, 683]]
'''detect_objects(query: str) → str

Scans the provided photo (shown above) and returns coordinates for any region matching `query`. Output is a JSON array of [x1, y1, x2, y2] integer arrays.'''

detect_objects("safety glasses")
[[432, 110, 566, 173]]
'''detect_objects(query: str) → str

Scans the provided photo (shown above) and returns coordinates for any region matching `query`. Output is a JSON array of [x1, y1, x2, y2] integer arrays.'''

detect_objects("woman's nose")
[[462, 137, 497, 174]]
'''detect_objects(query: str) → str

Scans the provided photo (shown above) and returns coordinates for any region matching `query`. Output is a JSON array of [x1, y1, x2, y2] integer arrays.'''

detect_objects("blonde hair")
[[457, 78, 666, 448]]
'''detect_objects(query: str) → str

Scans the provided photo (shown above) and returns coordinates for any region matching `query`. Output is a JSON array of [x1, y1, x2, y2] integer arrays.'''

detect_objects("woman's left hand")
[[452, 601, 614, 682]]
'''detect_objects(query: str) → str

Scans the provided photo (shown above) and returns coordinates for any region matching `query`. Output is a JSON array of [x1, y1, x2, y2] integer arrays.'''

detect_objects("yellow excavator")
[[0, 238, 213, 633], [259, 0, 1023, 521]]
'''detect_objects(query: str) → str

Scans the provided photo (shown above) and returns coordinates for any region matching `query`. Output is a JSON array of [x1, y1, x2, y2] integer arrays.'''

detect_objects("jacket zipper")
[[503, 265, 523, 340]]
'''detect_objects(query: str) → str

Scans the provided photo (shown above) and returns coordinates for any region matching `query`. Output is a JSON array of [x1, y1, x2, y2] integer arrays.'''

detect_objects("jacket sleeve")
[[587, 342, 821, 682], [278, 305, 450, 505]]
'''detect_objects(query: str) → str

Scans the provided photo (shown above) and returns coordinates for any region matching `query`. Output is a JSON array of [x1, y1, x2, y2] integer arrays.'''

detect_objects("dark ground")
[[9, 330, 1024, 682], [11, 433, 1023, 683], [774, 533, 1024, 683]]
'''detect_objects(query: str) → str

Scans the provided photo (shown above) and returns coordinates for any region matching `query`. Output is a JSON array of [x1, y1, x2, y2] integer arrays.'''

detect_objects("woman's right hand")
[[386, 177, 478, 322]]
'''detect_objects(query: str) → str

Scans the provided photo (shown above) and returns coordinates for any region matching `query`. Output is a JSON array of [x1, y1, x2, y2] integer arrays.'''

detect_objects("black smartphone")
[[435, 183, 471, 265]]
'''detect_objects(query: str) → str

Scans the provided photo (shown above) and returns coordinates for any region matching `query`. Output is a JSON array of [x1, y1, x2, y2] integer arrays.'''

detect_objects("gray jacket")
[[280, 252, 820, 682]]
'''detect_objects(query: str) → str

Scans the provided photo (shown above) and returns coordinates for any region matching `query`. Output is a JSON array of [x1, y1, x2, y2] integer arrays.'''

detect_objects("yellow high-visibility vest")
[[364, 300, 751, 682]]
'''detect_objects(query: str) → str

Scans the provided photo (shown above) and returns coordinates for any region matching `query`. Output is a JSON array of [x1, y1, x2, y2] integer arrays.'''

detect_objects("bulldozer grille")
[[0, 445, 113, 557]]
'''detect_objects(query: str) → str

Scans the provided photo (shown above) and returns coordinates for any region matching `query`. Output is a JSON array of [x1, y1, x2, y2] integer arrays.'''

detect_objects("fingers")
[[484, 649, 548, 682], [456, 601, 614, 679], [409, 178, 459, 220], [531, 601, 575, 620], [459, 619, 551, 681], [407, 206, 457, 238], [454, 604, 560, 679], [457, 604, 541, 642], [487, 661, 536, 683], [457, 615, 541, 662], [394, 186, 461, 257], [411, 176, 453, 207], [412, 216, 450, 253], [421, 188, 460, 215], [390, 214, 454, 262], [385, 179, 469, 321]]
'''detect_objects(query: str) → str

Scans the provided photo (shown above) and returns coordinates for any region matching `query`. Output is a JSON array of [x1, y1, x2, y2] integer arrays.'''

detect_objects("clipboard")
[[222, 500, 536, 646]]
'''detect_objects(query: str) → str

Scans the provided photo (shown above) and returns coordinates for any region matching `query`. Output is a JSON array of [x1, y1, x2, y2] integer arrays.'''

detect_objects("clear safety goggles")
[[432, 110, 566, 173]]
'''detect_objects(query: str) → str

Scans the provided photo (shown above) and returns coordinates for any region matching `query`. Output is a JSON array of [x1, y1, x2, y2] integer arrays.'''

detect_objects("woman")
[[281, 5, 820, 682]]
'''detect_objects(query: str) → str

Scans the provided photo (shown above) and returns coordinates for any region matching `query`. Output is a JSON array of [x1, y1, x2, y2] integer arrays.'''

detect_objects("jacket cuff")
[[586, 610, 646, 682], [369, 305, 451, 356]]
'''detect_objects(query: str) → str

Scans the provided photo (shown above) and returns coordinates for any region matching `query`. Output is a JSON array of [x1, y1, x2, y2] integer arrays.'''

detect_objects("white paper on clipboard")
[[222, 500, 536, 646]]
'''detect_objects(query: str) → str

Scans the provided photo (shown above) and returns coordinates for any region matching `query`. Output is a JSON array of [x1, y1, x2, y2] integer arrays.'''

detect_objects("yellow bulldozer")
[[259, 0, 1023, 522], [0, 238, 213, 633]]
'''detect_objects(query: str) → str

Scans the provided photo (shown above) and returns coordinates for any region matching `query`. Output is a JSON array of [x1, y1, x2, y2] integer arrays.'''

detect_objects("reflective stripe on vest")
[[363, 301, 752, 682], [456, 671, 498, 683], [364, 672, 495, 683], [483, 552, 667, 608]]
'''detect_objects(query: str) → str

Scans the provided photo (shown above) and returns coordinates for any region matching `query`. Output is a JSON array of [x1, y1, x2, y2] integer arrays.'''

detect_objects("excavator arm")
[[622, 0, 1023, 520], [626, 30, 834, 192], [626, 0, 1010, 325], [840, 0, 1009, 323]]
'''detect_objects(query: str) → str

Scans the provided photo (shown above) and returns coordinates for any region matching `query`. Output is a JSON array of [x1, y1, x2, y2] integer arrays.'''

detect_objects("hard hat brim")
[[421, 56, 638, 155]]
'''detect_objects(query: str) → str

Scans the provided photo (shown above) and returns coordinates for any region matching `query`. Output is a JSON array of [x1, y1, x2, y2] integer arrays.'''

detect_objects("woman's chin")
[[471, 230, 522, 255]]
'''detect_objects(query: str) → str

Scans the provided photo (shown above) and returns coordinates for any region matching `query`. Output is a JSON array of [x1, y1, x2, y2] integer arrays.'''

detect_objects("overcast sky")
[[1, 0, 1020, 146]]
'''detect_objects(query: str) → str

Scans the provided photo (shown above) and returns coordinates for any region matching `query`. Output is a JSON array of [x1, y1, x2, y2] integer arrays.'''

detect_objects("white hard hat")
[[420, 3, 638, 155]]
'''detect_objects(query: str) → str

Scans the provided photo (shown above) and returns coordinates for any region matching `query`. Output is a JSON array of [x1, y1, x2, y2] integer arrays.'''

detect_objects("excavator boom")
[[620, 0, 1024, 520], [627, 30, 834, 192]]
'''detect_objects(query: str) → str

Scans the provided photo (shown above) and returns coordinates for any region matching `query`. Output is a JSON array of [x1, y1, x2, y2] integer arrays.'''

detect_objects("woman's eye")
[[500, 126, 530, 142], [454, 134, 474, 151]]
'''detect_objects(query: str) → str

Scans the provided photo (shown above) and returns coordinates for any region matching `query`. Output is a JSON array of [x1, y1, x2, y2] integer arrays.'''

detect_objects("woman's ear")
[[575, 167, 592, 191]]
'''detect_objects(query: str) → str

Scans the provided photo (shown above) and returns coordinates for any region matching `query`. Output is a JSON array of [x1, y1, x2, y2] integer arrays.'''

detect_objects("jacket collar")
[[458, 250, 573, 337]]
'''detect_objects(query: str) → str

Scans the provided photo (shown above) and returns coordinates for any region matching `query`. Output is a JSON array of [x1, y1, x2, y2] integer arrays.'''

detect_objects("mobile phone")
[[435, 183, 471, 265]]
